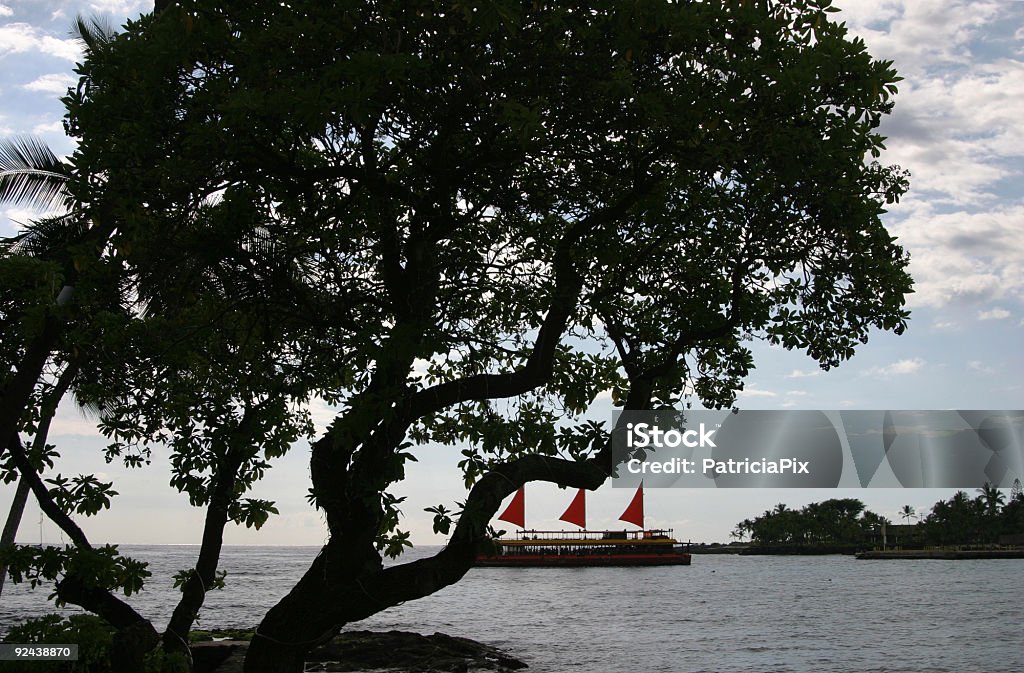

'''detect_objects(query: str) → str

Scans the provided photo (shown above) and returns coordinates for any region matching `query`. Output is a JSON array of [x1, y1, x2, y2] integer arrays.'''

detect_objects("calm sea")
[[1, 545, 1022, 672]]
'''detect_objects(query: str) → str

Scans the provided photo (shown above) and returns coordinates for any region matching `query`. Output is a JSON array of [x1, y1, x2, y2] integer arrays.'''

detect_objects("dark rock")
[[308, 630, 528, 672], [196, 631, 527, 672], [191, 640, 247, 673]]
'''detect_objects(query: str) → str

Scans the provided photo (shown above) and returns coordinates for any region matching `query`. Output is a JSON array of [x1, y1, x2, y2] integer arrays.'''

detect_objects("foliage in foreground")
[[1, 614, 113, 673], [1, 614, 190, 673]]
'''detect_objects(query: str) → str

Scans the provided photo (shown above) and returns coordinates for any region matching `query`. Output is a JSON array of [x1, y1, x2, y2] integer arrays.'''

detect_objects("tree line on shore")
[[915, 482, 1024, 546], [732, 481, 1024, 549]]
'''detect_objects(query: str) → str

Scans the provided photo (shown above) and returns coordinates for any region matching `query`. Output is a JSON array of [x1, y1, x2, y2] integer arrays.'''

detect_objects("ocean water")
[[1, 545, 1022, 672]]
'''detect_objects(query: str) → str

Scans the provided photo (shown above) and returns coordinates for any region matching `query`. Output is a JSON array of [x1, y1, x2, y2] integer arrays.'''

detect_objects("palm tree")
[[899, 504, 916, 523], [0, 14, 120, 447], [976, 482, 1005, 516], [0, 136, 76, 600], [1, 16, 117, 596], [731, 518, 754, 542]]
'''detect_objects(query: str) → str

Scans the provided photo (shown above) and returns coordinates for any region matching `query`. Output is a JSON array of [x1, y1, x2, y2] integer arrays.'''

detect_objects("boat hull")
[[475, 552, 691, 567]]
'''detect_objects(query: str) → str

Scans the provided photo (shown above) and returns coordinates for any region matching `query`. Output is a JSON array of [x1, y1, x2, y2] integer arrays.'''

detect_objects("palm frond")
[[72, 14, 116, 54], [9, 213, 91, 259], [0, 136, 70, 212]]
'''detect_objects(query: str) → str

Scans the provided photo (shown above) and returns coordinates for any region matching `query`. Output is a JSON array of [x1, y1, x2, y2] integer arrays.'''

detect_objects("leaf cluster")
[[0, 544, 150, 598]]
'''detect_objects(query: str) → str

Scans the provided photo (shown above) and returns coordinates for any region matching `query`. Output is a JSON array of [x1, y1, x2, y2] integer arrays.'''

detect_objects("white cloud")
[[0, 4, 13, 18], [23, 73, 76, 95], [831, 0, 903, 30], [410, 357, 431, 381], [784, 369, 820, 379], [977, 307, 1011, 320], [786, 390, 809, 397], [863, 358, 926, 378], [968, 360, 997, 375], [876, 58, 1024, 206], [88, 0, 148, 14], [828, 2, 1024, 328], [32, 119, 64, 135], [831, 3, 1024, 323], [839, 1, 1004, 75], [0, 22, 81, 61], [737, 387, 777, 398], [891, 205, 1024, 308]]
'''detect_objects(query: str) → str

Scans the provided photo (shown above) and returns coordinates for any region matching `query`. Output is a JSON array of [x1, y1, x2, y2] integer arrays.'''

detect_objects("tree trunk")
[[0, 476, 31, 598], [244, 369, 655, 671], [1, 364, 77, 599], [0, 316, 60, 465], [162, 450, 245, 661], [57, 574, 160, 673], [243, 448, 611, 671]]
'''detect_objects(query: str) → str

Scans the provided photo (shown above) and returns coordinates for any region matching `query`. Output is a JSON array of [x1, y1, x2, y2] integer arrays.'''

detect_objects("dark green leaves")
[[424, 504, 454, 536], [0, 544, 150, 598], [229, 499, 279, 530], [45, 474, 118, 517]]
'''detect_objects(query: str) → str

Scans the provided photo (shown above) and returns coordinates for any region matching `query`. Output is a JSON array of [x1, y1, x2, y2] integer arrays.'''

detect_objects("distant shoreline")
[[856, 548, 1024, 560], [689, 543, 1024, 558]]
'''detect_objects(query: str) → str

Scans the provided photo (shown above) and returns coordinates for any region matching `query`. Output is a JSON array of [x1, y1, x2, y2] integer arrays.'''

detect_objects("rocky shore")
[[192, 630, 528, 673]]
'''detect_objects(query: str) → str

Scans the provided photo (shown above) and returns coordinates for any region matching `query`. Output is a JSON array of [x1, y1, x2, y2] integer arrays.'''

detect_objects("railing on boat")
[[507, 529, 677, 541]]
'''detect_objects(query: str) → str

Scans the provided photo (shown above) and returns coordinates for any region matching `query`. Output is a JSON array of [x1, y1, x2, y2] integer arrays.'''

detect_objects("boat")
[[475, 528, 692, 567], [474, 485, 692, 567]]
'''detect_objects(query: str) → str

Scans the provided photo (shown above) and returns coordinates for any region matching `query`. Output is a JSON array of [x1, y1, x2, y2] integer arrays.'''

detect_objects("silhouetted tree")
[[3, 1, 912, 670]]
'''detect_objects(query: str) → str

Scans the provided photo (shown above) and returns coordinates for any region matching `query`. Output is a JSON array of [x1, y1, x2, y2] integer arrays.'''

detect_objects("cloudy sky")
[[2, 1, 1023, 548]]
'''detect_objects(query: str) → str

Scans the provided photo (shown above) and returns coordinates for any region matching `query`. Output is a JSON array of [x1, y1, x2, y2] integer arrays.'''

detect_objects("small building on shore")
[[862, 523, 925, 549]]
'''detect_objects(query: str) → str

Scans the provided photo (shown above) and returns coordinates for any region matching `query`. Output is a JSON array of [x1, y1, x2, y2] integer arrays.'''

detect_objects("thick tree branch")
[[0, 362, 77, 596], [6, 435, 91, 550], [6, 430, 152, 625], [406, 191, 650, 418], [0, 314, 62, 469], [248, 366, 663, 671], [4, 366, 156, 650]]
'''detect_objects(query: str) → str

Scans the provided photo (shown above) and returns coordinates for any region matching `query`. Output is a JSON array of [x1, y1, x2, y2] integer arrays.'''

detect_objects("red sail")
[[497, 487, 525, 528], [559, 488, 587, 528], [619, 484, 644, 527]]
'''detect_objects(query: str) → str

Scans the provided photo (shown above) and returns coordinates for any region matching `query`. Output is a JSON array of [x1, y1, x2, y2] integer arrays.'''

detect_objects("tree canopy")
[[1, 1, 911, 670]]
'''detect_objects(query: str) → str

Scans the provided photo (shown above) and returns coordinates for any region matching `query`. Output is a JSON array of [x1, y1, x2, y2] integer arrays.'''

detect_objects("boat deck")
[[476, 529, 692, 567]]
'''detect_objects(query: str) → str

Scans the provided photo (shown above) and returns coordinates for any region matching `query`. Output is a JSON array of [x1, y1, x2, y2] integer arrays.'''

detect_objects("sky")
[[1, 0, 1024, 548]]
